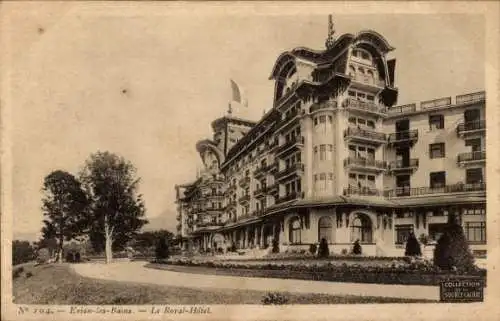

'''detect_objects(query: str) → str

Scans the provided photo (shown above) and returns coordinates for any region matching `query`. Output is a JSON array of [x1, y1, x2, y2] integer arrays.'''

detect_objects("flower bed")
[[164, 257, 486, 286]]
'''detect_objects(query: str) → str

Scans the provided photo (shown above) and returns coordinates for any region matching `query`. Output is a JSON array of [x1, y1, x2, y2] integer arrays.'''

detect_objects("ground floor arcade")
[[182, 201, 486, 257]]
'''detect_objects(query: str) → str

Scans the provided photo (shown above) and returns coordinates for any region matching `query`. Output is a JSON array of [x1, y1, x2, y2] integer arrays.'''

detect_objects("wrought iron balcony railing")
[[387, 129, 418, 146], [238, 194, 250, 204], [343, 98, 386, 115], [387, 103, 417, 115], [385, 183, 486, 197], [276, 136, 304, 156], [276, 191, 304, 204], [343, 186, 383, 197], [457, 151, 486, 164], [387, 159, 419, 172], [343, 157, 387, 171], [344, 127, 387, 144], [276, 163, 304, 181], [253, 185, 268, 197], [456, 91, 485, 105], [310, 100, 338, 113], [456, 120, 486, 136]]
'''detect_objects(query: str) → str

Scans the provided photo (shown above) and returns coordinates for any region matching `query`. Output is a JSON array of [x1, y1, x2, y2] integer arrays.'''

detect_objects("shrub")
[[271, 238, 279, 253], [433, 214, 475, 272], [317, 238, 330, 258], [261, 292, 289, 305], [25, 271, 33, 278], [309, 244, 317, 255], [352, 240, 362, 255], [12, 240, 35, 265], [405, 232, 422, 257], [36, 248, 50, 264], [341, 248, 348, 255], [155, 237, 170, 261]]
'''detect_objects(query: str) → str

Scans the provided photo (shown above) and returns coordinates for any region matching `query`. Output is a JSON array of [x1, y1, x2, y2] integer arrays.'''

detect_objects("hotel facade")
[[174, 23, 486, 257]]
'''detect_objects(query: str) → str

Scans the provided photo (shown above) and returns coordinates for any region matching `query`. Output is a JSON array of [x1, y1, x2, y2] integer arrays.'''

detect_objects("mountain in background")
[[142, 209, 176, 233]]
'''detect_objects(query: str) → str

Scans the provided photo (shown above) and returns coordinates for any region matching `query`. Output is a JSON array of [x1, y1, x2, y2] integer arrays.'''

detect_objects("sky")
[[5, 4, 485, 241]]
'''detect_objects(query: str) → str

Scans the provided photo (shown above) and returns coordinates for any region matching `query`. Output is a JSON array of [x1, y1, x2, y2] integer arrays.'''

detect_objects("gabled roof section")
[[269, 30, 394, 80]]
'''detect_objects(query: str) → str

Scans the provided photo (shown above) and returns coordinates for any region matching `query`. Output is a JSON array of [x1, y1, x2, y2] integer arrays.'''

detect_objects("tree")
[[133, 230, 174, 255], [433, 213, 475, 271], [317, 238, 330, 258], [12, 240, 35, 265], [155, 237, 170, 261], [405, 231, 422, 256], [41, 170, 89, 263], [80, 151, 148, 264]]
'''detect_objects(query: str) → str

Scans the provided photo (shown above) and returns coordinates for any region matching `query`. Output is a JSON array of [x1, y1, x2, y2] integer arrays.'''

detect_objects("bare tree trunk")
[[104, 215, 113, 264]]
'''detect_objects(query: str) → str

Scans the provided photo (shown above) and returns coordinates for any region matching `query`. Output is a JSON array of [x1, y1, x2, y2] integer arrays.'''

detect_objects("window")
[[429, 143, 445, 158], [289, 217, 302, 244], [350, 214, 372, 243], [319, 145, 326, 161], [464, 222, 486, 243], [429, 114, 444, 129], [367, 120, 375, 128], [430, 171, 446, 188], [463, 205, 486, 215], [349, 116, 357, 124], [318, 217, 333, 243], [466, 168, 483, 185], [395, 225, 414, 244]]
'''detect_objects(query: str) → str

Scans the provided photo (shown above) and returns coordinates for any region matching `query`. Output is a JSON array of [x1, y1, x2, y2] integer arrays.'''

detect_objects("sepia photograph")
[[1, 2, 499, 321]]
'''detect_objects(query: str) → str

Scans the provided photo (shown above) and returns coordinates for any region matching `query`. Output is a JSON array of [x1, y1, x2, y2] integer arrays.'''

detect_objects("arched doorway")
[[318, 216, 333, 243], [350, 213, 373, 243], [211, 233, 225, 253]]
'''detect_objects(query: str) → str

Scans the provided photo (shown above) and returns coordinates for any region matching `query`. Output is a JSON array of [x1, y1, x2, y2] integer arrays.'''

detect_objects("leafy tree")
[[133, 230, 174, 254], [433, 213, 475, 271], [80, 151, 148, 264], [155, 237, 170, 261], [317, 238, 330, 258], [12, 240, 35, 265], [41, 170, 89, 263], [405, 231, 422, 256]]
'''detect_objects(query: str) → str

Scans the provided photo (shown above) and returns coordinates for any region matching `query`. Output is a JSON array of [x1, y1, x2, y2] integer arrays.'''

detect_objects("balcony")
[[276, 136, 304, 157], [343, 186, 384, 197], [457, 151, 486, 166], [276, 191, 304, 204], [196, 221, 225, 228], [387, 103, 417, 116], [276, 163, 304, 181], [456, 120, 486, 137], [385, 183, 486, 197], [238, 194, 250, 204], [254, 162, 275, 179], [456, 91, 485, 105], [350, 74, 386, 91], [421, 97, 451, 110], [387, 129, 418, 147], [310, 100, 338, 113], [277, 109, 301, 132], [253, 186, 268, 198], [267, 183, 279, 195], [226, 200, 237, 210], [343, 98, 386, 117], [205, 206, 225, 214], [253, 209, 266, 217], [343, 157, 387, 173], [343, 127, 386, 146], [176, 213, 181, 220], [387, 159, 419, 174], [238, 176, 251, 188]]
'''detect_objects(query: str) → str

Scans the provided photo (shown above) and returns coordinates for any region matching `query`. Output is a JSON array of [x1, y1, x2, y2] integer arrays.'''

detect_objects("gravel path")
[[72, 261, 440, 300]]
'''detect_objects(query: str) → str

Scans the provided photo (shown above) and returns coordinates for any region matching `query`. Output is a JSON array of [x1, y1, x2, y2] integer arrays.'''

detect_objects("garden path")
[[72, 261, 440, 300]]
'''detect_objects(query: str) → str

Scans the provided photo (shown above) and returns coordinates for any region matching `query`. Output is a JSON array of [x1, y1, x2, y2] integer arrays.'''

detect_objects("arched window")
[[350, 214, 373, 243], [289, 217, 301, 244], [318, 216, 333, 243]]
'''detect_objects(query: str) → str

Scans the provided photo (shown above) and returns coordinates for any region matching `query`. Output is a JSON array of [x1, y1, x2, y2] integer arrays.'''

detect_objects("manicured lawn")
[[12, 263, 433, 304]]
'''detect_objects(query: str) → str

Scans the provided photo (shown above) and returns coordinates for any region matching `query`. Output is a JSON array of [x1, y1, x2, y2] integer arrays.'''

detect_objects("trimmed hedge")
[[163, 259, 486, 286]]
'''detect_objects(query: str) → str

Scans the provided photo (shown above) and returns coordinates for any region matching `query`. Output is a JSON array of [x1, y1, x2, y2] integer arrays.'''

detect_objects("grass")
[[12, 263, 434, 304]]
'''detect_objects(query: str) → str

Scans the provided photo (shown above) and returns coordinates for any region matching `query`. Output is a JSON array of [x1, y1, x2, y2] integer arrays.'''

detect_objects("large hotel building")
[[174, 20, 486, 257]]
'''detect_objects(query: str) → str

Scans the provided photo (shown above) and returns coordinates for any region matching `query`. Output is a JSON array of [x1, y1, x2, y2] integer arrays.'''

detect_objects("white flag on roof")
[[230, 79, 248, 107]]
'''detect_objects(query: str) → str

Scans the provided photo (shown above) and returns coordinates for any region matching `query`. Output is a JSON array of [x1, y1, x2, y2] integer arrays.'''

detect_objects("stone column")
[[244, 227, 249, 249], [254, 226, 260, 248], [260, 225, 265, 247]]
